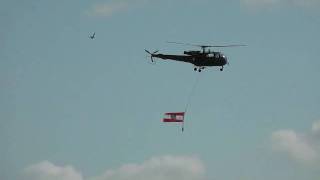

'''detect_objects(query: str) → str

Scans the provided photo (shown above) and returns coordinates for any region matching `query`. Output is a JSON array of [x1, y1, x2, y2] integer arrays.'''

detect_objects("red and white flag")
[[163, 112, 185, 122]]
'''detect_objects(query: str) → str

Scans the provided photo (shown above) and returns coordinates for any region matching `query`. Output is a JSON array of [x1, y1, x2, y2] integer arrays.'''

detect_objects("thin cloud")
[[241, 0, 320, 9], [242, 0, 280, 7], [271, 129, 317, 162], [87, 1, 130, 17], [312, 120, 320, 134], [24, 161, 83, 180], [24, 155, 206, 180], [86, 0, 149, 17], [271, 121, 320, 163]]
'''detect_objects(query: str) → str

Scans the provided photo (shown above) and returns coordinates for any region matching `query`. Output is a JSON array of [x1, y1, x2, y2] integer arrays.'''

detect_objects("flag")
[[163, 112, 185, 122]]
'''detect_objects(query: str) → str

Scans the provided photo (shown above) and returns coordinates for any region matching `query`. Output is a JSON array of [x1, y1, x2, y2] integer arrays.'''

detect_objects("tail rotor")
[[144, 49, 158, 63]]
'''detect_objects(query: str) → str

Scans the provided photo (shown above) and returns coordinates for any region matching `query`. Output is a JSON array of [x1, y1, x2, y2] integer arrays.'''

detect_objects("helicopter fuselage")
[[152, 53, 227, 67]]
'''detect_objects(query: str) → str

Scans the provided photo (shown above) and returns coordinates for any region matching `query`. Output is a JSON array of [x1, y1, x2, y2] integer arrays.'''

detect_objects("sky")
[[1, 0, 320, 180]]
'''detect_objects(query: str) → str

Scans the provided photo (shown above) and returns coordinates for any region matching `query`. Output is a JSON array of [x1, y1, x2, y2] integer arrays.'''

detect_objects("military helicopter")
[[145, 42, 246, 72]]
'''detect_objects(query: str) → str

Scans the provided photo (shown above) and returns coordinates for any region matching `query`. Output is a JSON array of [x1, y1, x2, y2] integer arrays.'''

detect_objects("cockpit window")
[[215, 53, 220, 58]]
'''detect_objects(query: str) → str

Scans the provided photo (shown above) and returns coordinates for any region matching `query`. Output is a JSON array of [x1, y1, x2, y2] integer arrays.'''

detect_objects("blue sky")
[[1, 0, 320, 180]]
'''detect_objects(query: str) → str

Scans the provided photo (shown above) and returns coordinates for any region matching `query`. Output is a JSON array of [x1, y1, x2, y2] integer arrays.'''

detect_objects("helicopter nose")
[[223, 57, 228, 65]]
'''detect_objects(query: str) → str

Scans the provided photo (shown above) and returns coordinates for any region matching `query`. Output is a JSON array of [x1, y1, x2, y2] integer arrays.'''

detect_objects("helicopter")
[[145, 42, 246, 72]]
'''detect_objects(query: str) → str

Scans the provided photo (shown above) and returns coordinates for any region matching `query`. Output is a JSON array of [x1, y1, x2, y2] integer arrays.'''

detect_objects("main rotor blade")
[[205, 44, 247, 48], [166, 41, 195, 46], [167, 41, 247, 48]]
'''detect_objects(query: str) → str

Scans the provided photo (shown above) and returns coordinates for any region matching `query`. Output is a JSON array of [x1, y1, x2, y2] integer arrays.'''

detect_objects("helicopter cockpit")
[[208, 52, 220, 58]]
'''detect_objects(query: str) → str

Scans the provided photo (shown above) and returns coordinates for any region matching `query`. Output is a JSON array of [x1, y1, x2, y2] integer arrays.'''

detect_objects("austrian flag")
[[163, 112, 185, 122], [163, 112, 185, 131]]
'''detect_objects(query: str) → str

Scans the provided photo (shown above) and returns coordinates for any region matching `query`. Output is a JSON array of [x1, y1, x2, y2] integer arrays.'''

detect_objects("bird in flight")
[[89, 32, 95, 39]]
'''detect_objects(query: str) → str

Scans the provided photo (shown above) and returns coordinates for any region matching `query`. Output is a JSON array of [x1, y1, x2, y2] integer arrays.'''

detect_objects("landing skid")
[[194, 67, 225, 72]]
